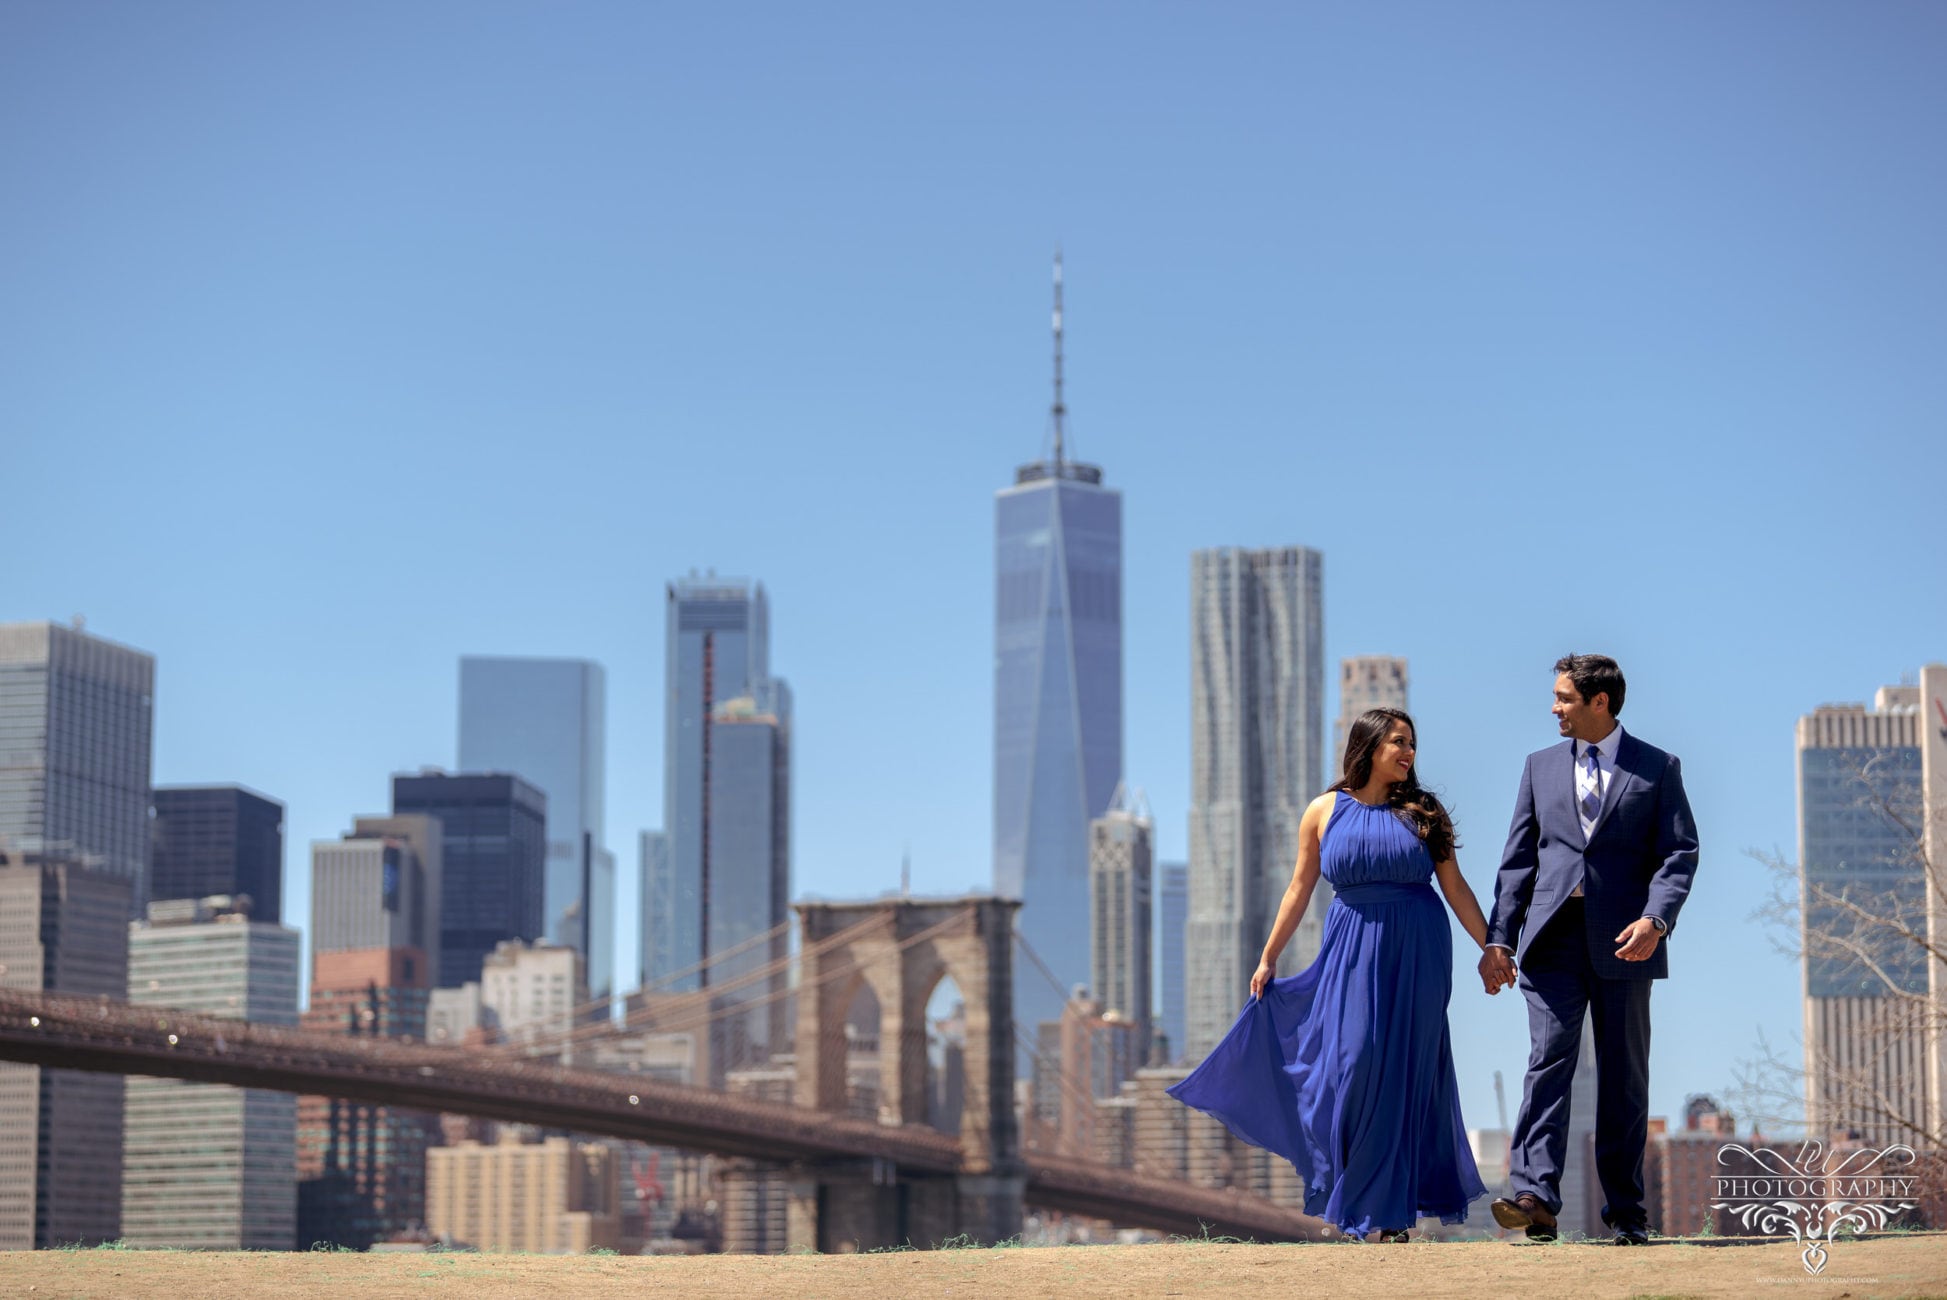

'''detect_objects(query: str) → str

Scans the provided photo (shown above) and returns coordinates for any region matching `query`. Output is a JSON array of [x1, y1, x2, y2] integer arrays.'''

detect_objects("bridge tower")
[[782, 895, 1023, 1251]]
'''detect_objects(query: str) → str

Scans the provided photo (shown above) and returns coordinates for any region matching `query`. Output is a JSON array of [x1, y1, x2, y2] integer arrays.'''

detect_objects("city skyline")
[[8, 3, 1947, 1136]]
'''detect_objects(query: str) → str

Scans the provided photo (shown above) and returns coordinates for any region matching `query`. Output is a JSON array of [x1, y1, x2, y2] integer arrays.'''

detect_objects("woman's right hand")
[[1250, 959, 1276, 999]]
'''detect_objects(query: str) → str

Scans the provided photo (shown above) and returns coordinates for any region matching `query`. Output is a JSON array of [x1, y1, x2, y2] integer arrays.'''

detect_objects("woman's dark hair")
[[1554, 653, 1626, 717], [1330, 707, 1458, 861]]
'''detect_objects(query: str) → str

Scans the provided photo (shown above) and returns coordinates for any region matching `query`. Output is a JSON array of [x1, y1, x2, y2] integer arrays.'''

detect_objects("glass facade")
[[1156, 860, 1187, 1064], [150, 785, 286, 924], [1800, 745, 1925, 998], [994, 469, 1122, 1046], [0, 622, 155, 915], [458, 657, 610, 1000], [658, 579, 789, 1013], [392, 773, 548, 988], [705, 705, 790, 1074], [638, 830, 672, 990]]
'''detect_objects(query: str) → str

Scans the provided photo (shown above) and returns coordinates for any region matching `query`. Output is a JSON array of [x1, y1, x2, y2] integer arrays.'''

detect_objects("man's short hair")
[[1555, 653, 1626, 717]]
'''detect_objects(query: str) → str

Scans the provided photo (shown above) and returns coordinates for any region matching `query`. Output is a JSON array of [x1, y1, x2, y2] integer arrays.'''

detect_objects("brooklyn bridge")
[[0, 895, 1326, 1252]]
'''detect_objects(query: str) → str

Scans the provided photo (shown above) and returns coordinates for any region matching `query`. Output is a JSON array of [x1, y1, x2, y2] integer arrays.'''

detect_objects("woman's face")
[[1372, 722, 1416, 784]]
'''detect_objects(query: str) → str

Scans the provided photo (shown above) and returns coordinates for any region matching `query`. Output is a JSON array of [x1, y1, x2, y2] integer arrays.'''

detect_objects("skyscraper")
[[655, 577, 791, 1030], [391, 772, 547, 988], [1088, 786, 1152, 1039], [1184, 546, 1324, 1061], [150, 785, 285, 924], [0, 620, 155, 914], [1156, 861, 1187, 1063], [704, 694, 790, 1074], [309, 815, 442, 985], [1334, 656, 1409, 775], [638, 830, 671, 990], [1796, 685, 1928, 1146], [122, 896, 301, 1250], [458, 657, 612, 1002], [0, 849, 133, 1249], [994, 255, 1123, 1046]]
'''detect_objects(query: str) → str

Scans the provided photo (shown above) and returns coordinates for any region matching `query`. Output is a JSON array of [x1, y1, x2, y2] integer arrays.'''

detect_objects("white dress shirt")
[[1570, 724, 1624, 894]]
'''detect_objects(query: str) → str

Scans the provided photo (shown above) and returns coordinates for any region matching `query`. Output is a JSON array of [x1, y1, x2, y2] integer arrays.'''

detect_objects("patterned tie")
[[1580, 744, 1603, 826]]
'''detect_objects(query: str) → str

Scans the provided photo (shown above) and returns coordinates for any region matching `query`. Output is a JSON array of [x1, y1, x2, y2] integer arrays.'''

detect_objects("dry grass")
[[6, 1235, 1947, 1299]]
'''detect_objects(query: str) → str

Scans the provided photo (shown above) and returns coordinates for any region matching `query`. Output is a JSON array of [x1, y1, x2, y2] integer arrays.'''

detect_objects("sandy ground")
[[4, 1236, 1946, 1299]]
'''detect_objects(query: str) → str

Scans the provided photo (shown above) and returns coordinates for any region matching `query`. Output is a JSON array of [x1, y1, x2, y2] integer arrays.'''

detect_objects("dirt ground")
[[4, 1236, 1946, 1299]]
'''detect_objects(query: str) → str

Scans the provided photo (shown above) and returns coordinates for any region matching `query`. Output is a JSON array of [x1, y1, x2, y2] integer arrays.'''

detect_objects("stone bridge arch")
[[792, 896, 1022, 1247]]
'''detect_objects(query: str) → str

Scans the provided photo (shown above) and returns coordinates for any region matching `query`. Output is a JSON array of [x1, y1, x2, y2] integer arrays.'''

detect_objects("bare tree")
[[1742, 750, 1941, 1151]]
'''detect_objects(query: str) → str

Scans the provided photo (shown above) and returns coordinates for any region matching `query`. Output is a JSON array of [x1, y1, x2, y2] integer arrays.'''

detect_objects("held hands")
[[1477, 947, 1517, 995], [1614, 917, 1663, 962], [1249, 959, 1276, 1000]]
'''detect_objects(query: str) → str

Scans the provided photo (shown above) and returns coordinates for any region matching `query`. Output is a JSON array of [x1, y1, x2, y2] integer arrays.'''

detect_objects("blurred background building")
[[458, 656, 612, 1007], [150, 785, 285, 926], [391, 771, 547, 989], [121, 895, 300, 1249], [1334, 655, 1408, 774], [1184, 546, 1323, 1060], [0, 620, 155, 915]]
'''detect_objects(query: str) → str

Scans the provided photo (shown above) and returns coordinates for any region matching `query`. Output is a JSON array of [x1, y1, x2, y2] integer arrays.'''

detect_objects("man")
[[1479, 654, 1698, 1245]]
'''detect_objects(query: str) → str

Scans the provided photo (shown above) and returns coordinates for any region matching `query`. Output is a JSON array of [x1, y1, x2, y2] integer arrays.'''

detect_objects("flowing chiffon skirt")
[[1168, 880, 1487, 1237]]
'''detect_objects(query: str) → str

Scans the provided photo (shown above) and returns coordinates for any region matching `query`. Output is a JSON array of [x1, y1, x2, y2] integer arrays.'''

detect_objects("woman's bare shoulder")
[[1305, 789, 1340, 833]]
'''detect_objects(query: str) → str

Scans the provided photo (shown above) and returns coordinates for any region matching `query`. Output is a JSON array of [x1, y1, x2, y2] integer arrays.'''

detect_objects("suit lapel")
[[1546, 741, 1586, 850], [1587, 730, 1640, 843]]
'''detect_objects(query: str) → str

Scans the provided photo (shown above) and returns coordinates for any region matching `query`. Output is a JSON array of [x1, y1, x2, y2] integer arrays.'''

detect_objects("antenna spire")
[[1051, 249, 1066, 469]]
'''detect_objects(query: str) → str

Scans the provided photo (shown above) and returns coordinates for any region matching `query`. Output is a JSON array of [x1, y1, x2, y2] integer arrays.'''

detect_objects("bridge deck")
[[0, 991, 1325, 1243]]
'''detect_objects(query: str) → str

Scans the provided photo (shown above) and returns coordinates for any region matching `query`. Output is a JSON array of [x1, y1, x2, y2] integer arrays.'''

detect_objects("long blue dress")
[[1168, 791, 1487, 1237]]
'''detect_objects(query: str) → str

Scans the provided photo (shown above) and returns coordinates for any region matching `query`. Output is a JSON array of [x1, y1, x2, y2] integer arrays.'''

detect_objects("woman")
[[1169, 707, 1499, 1241]]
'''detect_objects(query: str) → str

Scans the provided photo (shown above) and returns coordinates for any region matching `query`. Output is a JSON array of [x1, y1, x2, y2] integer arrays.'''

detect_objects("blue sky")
[[5, 2, 1945, 1134]]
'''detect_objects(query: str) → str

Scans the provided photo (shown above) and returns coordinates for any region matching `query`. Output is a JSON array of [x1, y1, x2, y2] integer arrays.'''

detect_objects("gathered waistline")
[[1330, 880, 1437, 905]]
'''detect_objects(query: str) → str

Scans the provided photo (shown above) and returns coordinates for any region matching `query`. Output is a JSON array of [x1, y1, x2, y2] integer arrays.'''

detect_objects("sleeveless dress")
[[1168, 791, 1487, 1237]]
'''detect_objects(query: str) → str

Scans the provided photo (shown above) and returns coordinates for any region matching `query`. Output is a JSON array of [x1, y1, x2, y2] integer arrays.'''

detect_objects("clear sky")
[[5, 2, 1945, 1135]]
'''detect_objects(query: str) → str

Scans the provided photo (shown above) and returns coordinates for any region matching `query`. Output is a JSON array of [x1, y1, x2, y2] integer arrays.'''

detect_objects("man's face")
[[1552, 672, 1611, 741]]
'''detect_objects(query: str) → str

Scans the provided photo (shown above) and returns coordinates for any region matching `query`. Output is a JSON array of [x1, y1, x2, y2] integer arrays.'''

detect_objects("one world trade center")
[[993, 254, 1123, 1051]]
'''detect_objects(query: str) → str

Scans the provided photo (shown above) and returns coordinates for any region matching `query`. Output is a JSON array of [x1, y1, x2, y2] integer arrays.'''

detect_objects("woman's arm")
[[1250, 793, 1332, 997], [1434, 854, 1491, 951]]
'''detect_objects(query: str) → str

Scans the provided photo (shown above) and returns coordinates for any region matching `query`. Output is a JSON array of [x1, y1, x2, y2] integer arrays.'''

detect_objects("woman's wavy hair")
[[1330, 706, 1458, 862]]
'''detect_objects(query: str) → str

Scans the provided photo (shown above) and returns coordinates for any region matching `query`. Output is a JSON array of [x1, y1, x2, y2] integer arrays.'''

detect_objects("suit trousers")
[[1508, 896, 1653, 1231]]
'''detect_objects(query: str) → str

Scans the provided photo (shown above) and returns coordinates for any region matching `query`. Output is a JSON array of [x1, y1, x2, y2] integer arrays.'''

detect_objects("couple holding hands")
[[1170, 653, 1701, 1245]]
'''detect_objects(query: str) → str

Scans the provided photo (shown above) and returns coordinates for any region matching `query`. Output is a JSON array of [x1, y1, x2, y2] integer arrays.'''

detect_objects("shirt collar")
[[1578, 724, 1624, 764]]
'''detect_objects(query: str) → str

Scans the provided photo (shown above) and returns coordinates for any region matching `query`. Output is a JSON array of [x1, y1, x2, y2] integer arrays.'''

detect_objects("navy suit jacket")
[[1486, 731, 1699, 980]]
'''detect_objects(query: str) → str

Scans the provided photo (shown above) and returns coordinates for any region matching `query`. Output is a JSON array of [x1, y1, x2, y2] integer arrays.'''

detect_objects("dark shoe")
[[1378, 1229, 1410, 1243], [1611, 1225, 1649, 1246], [1491, 1194, 1558, 1241]]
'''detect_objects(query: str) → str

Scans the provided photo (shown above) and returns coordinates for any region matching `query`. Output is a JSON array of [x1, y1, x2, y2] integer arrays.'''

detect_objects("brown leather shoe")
[[1490, 1194, 1558, 1241]]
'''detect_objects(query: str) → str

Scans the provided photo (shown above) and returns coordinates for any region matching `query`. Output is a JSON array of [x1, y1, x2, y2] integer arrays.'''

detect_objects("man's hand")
[[1478, 946, 1517, 995], [1614, 917, 1663, 962]]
